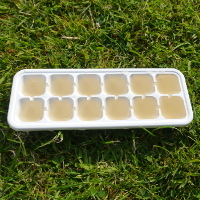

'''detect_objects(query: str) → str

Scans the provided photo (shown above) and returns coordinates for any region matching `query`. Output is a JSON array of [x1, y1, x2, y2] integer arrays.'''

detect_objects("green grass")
[[0, 0, 200, 199]]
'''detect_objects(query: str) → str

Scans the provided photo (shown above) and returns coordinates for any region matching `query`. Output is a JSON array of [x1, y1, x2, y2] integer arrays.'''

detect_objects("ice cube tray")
[[7, 68, 193, 131]]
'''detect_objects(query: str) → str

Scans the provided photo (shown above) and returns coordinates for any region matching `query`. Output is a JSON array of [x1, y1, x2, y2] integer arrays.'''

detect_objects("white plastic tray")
[[7, 68, 193, 131]]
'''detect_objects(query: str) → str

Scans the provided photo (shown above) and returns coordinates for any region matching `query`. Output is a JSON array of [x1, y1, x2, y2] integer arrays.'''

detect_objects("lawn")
[[0, 0, 200, 199]]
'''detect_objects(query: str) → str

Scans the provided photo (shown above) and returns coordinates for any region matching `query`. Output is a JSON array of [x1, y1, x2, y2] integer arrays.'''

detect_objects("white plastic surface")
[[7, 68, 193, 131]]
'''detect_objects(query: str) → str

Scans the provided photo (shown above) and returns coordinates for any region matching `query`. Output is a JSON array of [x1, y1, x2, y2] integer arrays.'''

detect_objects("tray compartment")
[[105, 97, 131, 120], [22, 75, 46, 97], [159, 96, 186, 119], [48, 98, 74, 121], [50, 74, 74, 96], [132, 97, 159, 119], [77, 74, 101, 96], [104, 74, 128, 95], [130, 74, 154, 95], [156, 74, 181, 94], [77, 97, 103, 121], [18, 98, 44, 122]]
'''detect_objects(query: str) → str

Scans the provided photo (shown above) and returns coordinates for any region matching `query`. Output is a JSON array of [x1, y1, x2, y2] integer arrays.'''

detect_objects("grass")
[[0, 0, 200, 199]]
